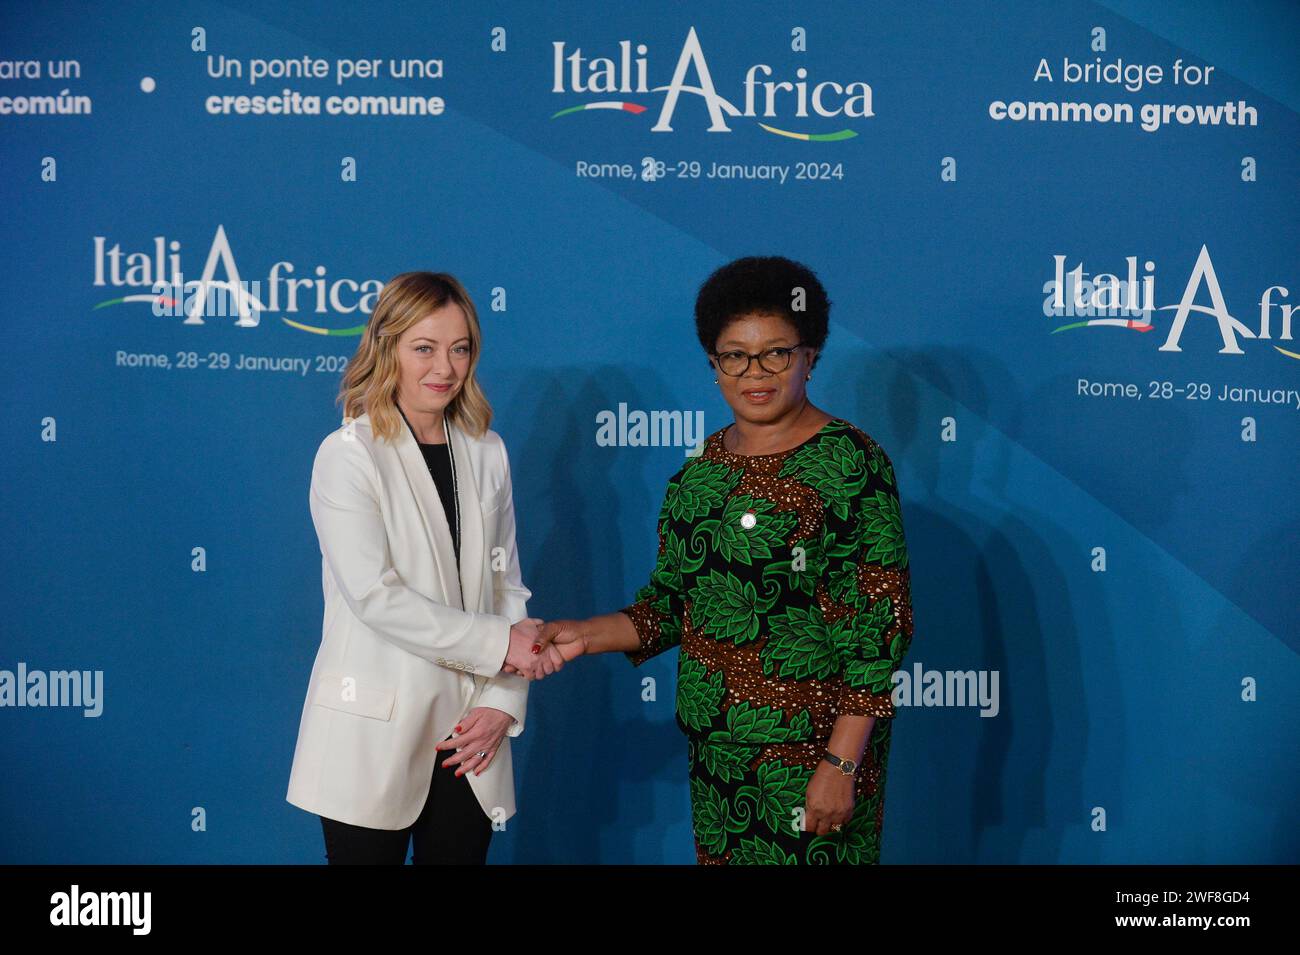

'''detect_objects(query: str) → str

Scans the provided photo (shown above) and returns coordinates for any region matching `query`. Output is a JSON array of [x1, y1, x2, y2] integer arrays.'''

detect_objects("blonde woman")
[[286, 271, 561, 864]]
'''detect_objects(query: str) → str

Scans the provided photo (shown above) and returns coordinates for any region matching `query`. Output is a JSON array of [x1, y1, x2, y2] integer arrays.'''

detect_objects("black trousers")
[[319, 737, 493, 864]]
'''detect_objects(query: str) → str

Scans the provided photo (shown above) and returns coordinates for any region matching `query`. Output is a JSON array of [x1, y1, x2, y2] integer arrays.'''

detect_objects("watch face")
[[842, 760, 857, 775]]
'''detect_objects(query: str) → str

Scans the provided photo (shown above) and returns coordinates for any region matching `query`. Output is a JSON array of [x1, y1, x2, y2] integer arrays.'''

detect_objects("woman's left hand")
[[803, 762, 856, 835], [434, 707, 515, 777]]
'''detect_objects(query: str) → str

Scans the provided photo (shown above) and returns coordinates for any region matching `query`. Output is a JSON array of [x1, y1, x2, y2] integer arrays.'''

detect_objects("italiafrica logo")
[[1044, 245, 1298, 360], [91, 225, 380, 335], [550, 26, 872, 141]]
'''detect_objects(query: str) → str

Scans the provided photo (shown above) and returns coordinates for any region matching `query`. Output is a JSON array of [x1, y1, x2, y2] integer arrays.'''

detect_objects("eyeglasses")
[[710, 343, 805, 377]]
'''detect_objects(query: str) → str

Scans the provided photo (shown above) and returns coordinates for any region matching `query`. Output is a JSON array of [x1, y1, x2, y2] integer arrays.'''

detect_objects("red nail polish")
[[530, 644, 541, 654], [455, 725, 463, 733]]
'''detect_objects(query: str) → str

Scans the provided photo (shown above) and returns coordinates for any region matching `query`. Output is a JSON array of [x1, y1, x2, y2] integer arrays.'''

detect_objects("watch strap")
[[822, 751, 856, 775]]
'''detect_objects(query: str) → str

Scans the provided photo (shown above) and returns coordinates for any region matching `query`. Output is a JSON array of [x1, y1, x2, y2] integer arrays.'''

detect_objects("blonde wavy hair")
[[337, 271, 492, 442]]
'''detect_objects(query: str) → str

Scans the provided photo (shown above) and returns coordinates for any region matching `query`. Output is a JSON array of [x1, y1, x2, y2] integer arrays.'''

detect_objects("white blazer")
[[286, 410, 532, 830]]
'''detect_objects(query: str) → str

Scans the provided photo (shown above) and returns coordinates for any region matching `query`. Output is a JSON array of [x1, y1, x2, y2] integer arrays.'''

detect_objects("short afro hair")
[[694, 256, 830, 368]]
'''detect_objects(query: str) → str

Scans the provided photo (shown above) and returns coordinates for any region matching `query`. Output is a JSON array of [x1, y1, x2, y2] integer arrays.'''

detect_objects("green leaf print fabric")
[[618, 418, 915, 864]]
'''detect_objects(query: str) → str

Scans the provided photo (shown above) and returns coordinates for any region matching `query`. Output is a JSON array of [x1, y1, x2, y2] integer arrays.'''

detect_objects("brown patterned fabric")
[[618, 418, 915, 864]]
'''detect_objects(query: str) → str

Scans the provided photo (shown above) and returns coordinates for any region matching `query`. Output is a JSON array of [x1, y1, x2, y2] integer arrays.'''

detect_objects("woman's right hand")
[[502, 618, 567, 679], [535, 619, 589, 662]]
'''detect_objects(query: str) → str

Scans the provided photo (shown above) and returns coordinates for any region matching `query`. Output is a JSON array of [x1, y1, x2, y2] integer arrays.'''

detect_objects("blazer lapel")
[[391, 412, 463, 610], [448, 418, 486, 614]]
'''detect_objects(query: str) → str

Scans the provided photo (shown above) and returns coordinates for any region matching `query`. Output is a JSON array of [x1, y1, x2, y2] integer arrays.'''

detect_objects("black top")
[[417, 440, 459, 560]]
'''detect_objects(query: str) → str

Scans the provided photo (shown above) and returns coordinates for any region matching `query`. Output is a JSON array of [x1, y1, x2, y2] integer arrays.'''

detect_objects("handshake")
[[500, 618, 585, 681]]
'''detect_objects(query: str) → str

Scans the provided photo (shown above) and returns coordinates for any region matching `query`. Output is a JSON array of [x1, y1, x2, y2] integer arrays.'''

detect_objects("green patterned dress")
[[619, 418, 914, 864]]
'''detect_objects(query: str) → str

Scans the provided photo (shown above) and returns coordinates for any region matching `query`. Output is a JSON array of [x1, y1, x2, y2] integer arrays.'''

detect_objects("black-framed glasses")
[[710, 343, 805, 377]]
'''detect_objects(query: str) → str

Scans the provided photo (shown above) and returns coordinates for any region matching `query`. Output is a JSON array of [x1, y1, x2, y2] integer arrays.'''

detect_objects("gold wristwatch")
[[822, 751, 857, 776]]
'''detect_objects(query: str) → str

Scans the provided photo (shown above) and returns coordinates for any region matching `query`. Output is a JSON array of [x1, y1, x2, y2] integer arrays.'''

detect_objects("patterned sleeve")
[[827, 439, 914, 719], [619, 478, 687, 667]]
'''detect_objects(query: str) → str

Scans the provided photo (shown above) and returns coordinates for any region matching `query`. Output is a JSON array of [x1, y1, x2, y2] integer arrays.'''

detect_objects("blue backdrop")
[[1, 0, 1296, 864]]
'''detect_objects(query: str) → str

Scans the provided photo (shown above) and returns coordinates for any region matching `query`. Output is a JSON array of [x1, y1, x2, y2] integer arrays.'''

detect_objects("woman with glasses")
[[538, 255, 915, 864]]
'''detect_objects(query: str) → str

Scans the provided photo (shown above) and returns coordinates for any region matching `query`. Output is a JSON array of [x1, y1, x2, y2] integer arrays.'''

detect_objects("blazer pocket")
[[309, 671, 396, 722]]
